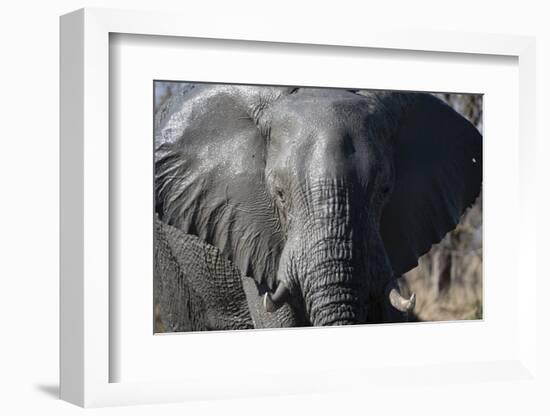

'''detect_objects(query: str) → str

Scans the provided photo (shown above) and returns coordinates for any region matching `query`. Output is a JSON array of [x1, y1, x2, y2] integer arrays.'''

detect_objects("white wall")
[[1, 1, 548, 414]]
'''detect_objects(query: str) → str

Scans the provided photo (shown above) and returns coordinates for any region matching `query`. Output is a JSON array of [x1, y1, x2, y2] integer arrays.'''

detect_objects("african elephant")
[[154, 84, 482, 327]]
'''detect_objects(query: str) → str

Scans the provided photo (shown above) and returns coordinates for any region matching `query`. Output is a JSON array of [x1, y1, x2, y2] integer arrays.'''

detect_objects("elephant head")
[[155, 84, 482, 326]]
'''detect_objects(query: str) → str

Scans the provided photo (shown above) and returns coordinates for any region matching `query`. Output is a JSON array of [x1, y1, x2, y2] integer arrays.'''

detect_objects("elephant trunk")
[[298, 183, 367, 326], [301, 225, 368, 325]]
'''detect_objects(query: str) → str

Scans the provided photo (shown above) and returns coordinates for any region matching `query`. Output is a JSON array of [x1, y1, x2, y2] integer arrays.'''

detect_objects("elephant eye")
[[381, 185, 392, 196], [275, 188, 285, 204]]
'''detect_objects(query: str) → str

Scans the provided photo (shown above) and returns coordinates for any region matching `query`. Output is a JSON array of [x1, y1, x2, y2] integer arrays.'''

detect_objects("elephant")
[[154, 83, 482, 328]]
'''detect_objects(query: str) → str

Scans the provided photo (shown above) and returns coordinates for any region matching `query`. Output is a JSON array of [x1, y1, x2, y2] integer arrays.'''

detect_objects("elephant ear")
[[380, 93, 482, 276], [155, 84, 289, 290]]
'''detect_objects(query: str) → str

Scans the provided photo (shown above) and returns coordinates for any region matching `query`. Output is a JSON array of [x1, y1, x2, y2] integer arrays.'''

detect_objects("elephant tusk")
[[386, 279, 416, 313], [263, 282, 290, 313]]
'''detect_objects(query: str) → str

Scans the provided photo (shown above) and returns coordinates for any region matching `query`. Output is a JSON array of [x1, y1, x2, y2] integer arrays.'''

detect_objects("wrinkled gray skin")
[[155, 217, 302, 331], [154, 217, 253, 331], [155, 85, 482, 327]]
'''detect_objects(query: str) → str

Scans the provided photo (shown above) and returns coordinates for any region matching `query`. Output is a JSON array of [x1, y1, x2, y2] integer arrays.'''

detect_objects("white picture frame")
[[60, 7, 538, 408]]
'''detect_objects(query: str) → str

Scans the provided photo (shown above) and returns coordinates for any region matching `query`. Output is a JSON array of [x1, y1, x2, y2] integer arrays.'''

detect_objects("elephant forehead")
[[270, 96, 371, 142], [277, 89, 369, 117]]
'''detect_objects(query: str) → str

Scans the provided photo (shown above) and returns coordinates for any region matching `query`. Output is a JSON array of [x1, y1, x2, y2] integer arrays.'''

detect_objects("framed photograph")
[[60, 8, 538, 408]]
